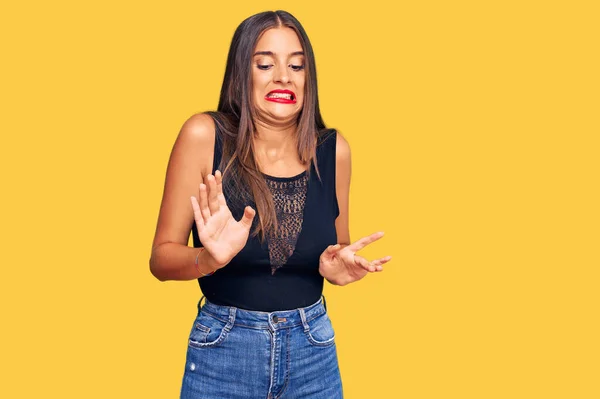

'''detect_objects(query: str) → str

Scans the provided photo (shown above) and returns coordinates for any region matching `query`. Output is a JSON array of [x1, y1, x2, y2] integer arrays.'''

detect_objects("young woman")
[[149, 10, 391, 398]]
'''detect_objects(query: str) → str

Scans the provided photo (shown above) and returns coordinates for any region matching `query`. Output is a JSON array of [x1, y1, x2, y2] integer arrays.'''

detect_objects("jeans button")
[[272, 315, 279, 323]]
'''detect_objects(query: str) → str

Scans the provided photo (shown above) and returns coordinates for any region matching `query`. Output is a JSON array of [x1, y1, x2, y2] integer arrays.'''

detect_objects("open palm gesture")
[[190, 170, 256, 270], [319, 232, 392, 286]]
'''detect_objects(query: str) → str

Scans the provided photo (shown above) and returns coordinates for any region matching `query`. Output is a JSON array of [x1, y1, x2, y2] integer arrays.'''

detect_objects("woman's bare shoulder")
[[179, 112, 216, 142], [335, 130, 351, 163], [171, 112, 217, 176]]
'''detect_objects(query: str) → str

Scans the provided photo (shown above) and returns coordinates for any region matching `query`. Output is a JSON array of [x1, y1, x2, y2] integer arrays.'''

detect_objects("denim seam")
[[268, 328, 276, 398], [194, 323, 210, 334], [305, 332, 335, 347], [188, 308, 236, 349], [275, 328, 291, 399], [300, 309, 335, 347]]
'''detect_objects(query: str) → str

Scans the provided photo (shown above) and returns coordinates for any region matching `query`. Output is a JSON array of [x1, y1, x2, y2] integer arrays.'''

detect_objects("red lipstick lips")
[[265, 89, 296, 104]]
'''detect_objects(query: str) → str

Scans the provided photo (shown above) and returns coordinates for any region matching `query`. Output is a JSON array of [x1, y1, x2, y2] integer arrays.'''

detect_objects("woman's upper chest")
[[256, 155, 308, 180], [226, 164, 338, 270], [253, 136, 307, 178]]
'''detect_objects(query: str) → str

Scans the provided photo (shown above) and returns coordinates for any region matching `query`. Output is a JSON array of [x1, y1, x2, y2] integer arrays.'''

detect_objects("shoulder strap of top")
[[316, 128, 337, 176], [191, 114, 224, 248], [315, 128, 339, 218], [209, 114, 223, 174]]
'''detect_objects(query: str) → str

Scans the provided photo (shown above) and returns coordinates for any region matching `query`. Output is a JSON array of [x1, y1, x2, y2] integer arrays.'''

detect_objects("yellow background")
[[1, 0, 598, 398]]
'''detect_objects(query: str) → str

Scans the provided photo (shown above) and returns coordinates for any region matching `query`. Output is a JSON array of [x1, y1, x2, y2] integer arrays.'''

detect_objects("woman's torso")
[[192, 115, 340, 311]]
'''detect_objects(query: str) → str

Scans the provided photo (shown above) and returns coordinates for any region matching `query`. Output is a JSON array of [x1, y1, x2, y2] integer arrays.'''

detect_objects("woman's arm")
[[149, 113, 219, 281], [321, 132, 351, 285], [320, 131, 391, 286], [335, 131, 352, 247]]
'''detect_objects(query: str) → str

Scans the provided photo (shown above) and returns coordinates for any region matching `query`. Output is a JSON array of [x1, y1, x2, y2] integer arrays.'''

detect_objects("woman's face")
[[251, 27, 306, 125]]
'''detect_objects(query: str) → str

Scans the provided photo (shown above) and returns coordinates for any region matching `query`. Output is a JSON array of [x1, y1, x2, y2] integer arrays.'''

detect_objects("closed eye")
[[256, 64, 305, 71]]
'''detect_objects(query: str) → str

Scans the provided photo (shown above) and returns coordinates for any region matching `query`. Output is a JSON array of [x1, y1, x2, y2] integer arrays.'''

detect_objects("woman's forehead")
[[254, 27, 303, 55]]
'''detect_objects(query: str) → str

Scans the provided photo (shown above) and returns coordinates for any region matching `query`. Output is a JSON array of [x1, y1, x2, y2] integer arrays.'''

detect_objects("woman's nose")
[[274, 66, 290, 84]]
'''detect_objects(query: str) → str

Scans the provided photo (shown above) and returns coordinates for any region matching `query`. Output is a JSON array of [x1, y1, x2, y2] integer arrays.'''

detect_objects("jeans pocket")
[[304, 312, 336, 347], [188, 310, 232, 349]]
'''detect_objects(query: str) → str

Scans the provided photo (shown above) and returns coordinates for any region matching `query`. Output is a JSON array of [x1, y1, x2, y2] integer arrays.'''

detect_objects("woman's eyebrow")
[[253, 51, 304, 57]]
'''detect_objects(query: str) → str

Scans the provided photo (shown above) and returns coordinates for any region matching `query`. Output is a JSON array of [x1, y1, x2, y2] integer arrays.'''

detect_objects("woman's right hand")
[[190, 170, 256, 271]]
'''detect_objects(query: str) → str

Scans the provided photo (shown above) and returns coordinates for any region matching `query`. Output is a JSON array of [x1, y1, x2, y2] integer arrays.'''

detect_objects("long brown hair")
[[207, 10, 330, 241]]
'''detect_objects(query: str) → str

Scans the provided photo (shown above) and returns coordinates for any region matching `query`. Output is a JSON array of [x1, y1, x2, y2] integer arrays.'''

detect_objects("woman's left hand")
[[319, 232, 392, 286]]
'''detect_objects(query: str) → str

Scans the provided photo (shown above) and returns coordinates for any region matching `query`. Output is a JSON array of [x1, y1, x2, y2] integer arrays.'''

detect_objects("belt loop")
[[322, 295, 327, 311], [299, 307, 310, 332], [197, 295, 205, 310], [226, 306, 237, 330]]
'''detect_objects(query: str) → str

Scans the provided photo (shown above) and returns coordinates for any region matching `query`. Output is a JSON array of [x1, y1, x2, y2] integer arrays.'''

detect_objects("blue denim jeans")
[[180, 295, 343, 398]]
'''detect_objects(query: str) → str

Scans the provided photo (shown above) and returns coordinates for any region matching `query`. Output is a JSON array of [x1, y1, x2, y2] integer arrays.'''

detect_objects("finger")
[[198, 183, 211, 222], [240, 206, 256, 229], [216, 192, 228, 208], [353, 254, 374, 272], [215, 170, 224, 195], [214, 171, 227, 207], [190, 196, 205, 232], [321, 244, 341, 261], [372, 256, 392, 265], [371, 256, 392, 271], [326, 244, 342, 255], [206, 174, 220, 215], [347, 231, 385, 252]]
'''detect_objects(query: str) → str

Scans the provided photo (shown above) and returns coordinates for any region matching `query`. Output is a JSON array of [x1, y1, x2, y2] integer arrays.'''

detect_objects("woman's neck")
[[253, 123, 298, 154], [253, 122, 298, 162]]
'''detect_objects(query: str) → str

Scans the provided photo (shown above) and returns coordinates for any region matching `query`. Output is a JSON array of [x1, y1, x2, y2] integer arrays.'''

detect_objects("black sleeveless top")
[[191, 120, 339, 311]]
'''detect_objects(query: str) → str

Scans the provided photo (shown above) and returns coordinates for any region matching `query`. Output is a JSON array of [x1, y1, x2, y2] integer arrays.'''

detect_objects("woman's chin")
[[264, 109, 301, 122]]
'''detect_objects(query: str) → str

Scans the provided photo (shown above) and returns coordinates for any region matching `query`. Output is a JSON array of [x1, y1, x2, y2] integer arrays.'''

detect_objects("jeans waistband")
[[196, 295, 328, 331]]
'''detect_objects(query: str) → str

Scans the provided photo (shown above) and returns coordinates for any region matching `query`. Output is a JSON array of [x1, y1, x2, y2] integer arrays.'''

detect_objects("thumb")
[[240, 206, 256, 228], [322, 244, 341, 259], [326, 244, 342, 255]]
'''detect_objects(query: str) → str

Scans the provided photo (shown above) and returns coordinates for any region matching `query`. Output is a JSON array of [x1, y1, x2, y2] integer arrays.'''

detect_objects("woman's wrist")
[[318, 265, 345, 286], [194, 248, 220, 277]]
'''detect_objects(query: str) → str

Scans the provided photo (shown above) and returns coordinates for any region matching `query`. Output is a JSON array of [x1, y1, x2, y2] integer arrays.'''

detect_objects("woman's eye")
[[256, 64, 304, 71]]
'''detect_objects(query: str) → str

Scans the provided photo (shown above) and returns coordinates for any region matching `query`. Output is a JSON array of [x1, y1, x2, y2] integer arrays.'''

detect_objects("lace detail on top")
[[265, 172, 309, 275]]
